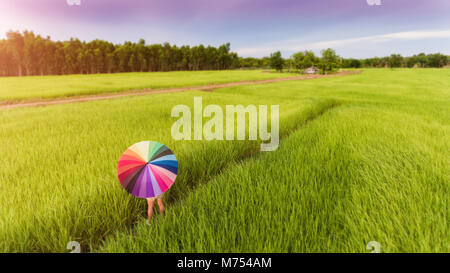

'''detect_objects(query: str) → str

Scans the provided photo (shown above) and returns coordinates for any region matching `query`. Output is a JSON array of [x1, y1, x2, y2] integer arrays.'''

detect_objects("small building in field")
[[304, 66, 319, 74]]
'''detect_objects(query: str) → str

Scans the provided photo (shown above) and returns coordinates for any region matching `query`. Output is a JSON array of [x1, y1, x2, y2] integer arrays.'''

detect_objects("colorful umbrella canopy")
[[117, 141, 177, 198]]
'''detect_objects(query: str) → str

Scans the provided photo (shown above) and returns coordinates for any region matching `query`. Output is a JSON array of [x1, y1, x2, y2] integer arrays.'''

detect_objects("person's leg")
[[147, 198, 155, 221], [157, 198, 165, 217]]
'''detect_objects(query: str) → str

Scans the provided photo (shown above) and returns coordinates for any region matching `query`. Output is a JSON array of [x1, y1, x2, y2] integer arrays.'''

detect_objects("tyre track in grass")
[[163, 99, 342, 206], [92, 99, 342, 252], [0, 71, 359, 110]]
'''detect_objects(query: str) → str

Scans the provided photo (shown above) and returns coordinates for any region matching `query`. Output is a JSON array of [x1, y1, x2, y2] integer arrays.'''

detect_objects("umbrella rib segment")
[[134, 141, 150, 162], [149, 154, 176, 163], [117, 160, 148, 172], [149, 143, 163, 159], [118, 154, 147, 163], [143, 165, 155, 198], [149, 143, 168, 161], [150, 159, 177, 166], [146, 141, 156, 162], [117, 163, 147, 182], [149, 149, 173, 163], [119, 165, 142, 188], [149, 165, 172, 190], [150, 161, 178, 174], [132, 164, 150, 198], [148, 167, 163, 196], [124, 165, 147, 194], [139, 165, 152, 197], [149, 164, 177, 182], [123, 148, 147, 163]]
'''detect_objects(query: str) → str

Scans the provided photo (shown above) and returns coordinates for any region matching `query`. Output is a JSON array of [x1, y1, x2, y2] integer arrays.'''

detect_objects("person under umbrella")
[[117, 141, 178, 226], [147, 193, 165, 224]]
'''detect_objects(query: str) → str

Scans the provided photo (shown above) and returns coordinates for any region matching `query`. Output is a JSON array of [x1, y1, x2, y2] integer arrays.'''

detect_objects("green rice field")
[[0, 69, 448, 252], [0, 70, 295, 102]]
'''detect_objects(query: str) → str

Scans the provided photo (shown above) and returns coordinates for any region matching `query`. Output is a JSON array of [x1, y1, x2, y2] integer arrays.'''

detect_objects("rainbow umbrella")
[[117, 141, 177, 198]]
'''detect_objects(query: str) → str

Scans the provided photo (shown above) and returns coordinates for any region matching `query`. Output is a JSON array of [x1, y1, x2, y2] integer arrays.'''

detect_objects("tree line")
[[342, 53, 449, 68], [1, 30, 448, 77], [254, 50, 449, 72], [0, 30, 239, 76], [264, 48, 450, 71]]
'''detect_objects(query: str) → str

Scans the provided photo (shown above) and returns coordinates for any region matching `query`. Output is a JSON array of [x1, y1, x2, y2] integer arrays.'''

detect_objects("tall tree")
[[292, 50, 318, 71], [427, 53, 448, 68], [389, 54, 403, 68], [318, 48, 341, 74], [269, 51, 284, 72], [6, 31, 25, 76]]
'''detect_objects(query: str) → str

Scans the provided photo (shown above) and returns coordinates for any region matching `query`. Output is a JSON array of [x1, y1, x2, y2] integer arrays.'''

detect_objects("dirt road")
[[0, 71, 360, 109]]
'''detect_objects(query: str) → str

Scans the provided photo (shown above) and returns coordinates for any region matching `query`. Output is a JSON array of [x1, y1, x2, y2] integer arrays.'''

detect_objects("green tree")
[[342, 58, 361, 68], [427, 53, 448, 68], [389, 54, 403, 68], [6, 31, 25, 76], [318, 48, 341, 74], [292, 50, 318, 71], [269, 51, 284, 72], [0, 39, 14, 76]]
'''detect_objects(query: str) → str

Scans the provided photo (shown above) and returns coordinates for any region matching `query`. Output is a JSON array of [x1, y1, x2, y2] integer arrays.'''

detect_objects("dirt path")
[[0, 71, 360, 109]]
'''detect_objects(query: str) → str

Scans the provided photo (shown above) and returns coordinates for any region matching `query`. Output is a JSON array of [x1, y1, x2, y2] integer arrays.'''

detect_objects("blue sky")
[[0, 0, 449, 58]]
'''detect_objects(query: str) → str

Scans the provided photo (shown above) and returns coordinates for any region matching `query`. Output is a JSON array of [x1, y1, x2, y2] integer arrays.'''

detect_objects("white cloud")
[[236, 29, 450, 57]]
